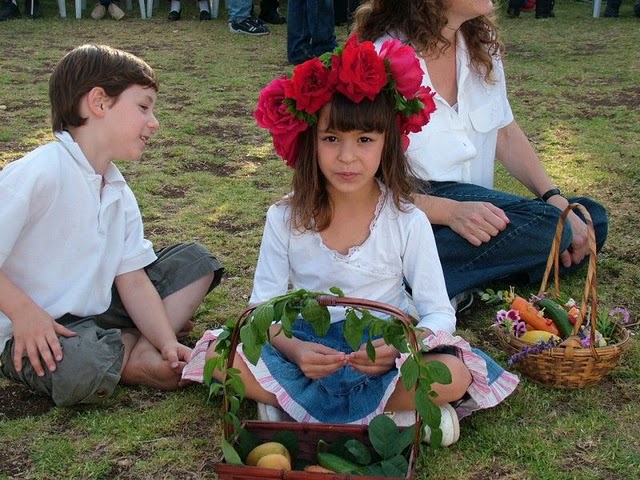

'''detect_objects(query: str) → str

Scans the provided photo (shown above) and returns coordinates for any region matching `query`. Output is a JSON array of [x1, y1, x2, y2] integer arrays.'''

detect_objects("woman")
[[351, 0, 608, 304]]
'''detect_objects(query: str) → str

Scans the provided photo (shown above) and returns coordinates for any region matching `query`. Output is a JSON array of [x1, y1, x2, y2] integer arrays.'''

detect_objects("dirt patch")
[[0, 382, 54, 420], [181, 159, 239, 176], [208, 217, 261, 235]]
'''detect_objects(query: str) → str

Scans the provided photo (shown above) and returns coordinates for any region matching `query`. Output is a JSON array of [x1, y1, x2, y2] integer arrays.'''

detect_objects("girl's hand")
[[448, 201, 509, 246], [12, 313, 76, 377], [347, 338, 399, 375], [290, 342, 346, 380]]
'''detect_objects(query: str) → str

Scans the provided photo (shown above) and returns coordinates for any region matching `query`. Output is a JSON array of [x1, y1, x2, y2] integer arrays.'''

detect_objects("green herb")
[[204, 287, 451, 462]]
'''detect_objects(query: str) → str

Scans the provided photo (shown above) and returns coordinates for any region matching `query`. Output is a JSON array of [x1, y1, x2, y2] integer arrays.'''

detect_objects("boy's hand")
[[161, 341, 192, 373], [12, 314, 76, 376], [347, 338, 399, 375]]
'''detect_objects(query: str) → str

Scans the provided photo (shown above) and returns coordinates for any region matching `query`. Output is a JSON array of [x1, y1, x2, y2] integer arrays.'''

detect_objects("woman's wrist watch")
[[540, 188, 563, 202]]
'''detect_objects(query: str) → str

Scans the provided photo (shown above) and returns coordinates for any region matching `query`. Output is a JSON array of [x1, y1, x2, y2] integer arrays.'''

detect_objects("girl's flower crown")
[[254, 34, 436, 168]]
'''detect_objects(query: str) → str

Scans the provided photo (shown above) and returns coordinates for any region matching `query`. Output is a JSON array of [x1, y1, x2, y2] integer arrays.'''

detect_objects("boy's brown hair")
[[49, 44, 158, 133], [287, 92, 415, 232]]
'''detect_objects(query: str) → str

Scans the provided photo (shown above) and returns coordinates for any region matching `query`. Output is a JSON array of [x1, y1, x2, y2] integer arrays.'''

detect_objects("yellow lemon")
[[256, 453, 292, 470], [519, 330, 561, 344], [246, 442, 291, 466]]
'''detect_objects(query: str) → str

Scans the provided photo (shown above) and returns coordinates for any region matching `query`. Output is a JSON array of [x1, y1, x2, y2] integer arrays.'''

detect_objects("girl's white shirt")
[[375, 32, 514, 188], [0, 131, 156, 353], [250, 185, 456, 334]]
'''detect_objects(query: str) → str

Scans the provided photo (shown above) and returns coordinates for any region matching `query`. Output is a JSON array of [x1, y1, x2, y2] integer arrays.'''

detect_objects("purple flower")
[[609, 307, 631, 325]]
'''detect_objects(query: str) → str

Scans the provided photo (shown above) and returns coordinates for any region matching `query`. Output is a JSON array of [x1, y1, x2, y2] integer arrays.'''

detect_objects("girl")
[[182, 35, 518, 446], [351, 0, 608, 306]]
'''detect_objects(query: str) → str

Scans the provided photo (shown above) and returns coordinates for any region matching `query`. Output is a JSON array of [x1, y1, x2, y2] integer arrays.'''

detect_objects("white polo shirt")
[[375, 32, 514, 189], [0, 131, 156, 354]]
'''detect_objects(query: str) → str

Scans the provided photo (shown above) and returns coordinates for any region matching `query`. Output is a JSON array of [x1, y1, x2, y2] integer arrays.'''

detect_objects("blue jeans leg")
[[287, 0, 336, 65], [227, 0, 252, 22], [419, 181, 609, 298]]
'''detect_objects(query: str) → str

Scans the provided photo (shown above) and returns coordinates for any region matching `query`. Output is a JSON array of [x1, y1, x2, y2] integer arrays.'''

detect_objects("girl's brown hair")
[[285, 92, 415, 232], [351, 0, 503, 82], [49, 44, 158, 133]]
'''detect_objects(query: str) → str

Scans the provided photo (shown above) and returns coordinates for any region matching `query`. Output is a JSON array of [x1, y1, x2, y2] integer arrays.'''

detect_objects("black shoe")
[[167, 9, 180, 20], [603, 10, 619, 17], [24, 0, 40, 17], [0, 1, 20, 20], [259, 9, 286, 24], [229, 16, 270, 35], [507, 6, 520, 17], [635, 2, 640, 17], [199, 9, 211, 20]]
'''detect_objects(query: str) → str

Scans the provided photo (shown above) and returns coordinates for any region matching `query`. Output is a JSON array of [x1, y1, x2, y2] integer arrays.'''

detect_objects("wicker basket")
[[213, 296, 422, 480], [495, 203, 631, 388]]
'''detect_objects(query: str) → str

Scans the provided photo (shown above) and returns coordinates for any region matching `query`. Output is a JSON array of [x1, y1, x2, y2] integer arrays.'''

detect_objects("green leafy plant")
[[203, 287, 451, 465], [315, 414, 417, 477]]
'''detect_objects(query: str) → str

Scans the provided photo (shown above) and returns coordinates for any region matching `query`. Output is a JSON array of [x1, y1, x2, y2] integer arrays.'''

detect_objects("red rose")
[[285, 57, 334, 114], [379, 38, 422, 100], [332, 36, 387, 103], [272, 131, 301, 168], [254, 76, 308, 167], [255, 77, 303, 135]]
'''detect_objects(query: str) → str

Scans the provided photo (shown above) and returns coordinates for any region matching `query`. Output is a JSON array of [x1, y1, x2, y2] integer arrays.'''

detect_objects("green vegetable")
[[535, 298, 574, 338], [317, 452, 360, 474]]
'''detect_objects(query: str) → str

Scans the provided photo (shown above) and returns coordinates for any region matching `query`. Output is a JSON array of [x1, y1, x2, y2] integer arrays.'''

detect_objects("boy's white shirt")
[[250, 186, 456, 334], [375, 32, 514, 189], [0, 131, 156, 354]]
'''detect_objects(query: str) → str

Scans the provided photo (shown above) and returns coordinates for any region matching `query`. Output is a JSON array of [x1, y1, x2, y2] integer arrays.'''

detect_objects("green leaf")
[[343, 310, 364, 352], [252, 303, 275, 333], [368, 414, 400, 459], [415, 392, 441, 433], [236, 428, 261, 462], [380, 454, 409, 478], [344, 439, 371, 465], [366, 339, 376, 363], [274, 430, 299, 460], [362, 464, 386, 476], [203, 357, 217, 386], [329, 286, 345, 296], [301, 298, 331, 337], [239, 323, 260, 365], [396, 424, 416, 455], [227, 375, 246, 400], [426, 359, 452, 385], [221, 439, 243, 465], [400, 357, 419, 391]]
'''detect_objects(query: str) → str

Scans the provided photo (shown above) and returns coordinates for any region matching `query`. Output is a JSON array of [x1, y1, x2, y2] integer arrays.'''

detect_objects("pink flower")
[[331, 36, 387, 103], [285, 57, 334, 114], [379, 38, 422, 99]]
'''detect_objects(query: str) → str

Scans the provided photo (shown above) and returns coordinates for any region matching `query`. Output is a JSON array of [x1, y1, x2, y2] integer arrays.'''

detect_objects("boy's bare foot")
[[122, 349, 186, 390]]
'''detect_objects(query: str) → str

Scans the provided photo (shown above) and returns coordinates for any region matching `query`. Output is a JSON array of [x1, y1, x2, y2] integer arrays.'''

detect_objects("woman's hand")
[[562, 211, 590, 267], [448, 201, 510, 246], [346, 338, 400, 375]]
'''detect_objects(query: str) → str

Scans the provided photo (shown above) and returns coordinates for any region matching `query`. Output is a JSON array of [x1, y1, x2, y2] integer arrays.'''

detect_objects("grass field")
[[1, 1, 639, 479]]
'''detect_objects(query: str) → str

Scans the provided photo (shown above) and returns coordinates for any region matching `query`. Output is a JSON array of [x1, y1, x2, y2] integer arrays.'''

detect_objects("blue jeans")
[[417, 181, 609, 298], [227, 0, 252, 22], [287, 0, 337, 65]]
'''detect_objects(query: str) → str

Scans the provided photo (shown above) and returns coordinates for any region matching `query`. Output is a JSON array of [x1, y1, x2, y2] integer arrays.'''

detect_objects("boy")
[[0, 44, 224, 406]]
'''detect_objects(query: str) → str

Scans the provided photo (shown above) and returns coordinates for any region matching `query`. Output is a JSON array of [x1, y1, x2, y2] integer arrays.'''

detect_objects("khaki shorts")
[[0, 242, 223, 406]]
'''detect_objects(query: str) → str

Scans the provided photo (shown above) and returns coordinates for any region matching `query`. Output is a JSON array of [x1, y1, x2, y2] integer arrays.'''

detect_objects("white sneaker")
[[91, 4, 106, 18], [449, 289, 480, 313], [388, 404, 460, 447], [108, 2, 124, 19], [257, 402, 294, 422]]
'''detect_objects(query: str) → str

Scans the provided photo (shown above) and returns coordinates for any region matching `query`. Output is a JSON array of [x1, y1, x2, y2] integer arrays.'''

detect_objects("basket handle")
[[222, 295, 423, 458], [538, 203, 598, 351]]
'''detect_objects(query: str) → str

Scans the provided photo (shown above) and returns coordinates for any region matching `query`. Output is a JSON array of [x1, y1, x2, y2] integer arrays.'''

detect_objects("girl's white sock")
[[198, 0, 209, 12], [170, 0, 180, 11]]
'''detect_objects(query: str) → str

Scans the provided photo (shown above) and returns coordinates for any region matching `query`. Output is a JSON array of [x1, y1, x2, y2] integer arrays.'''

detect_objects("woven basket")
[[213, 296, 422, 480], [495, 203, 630, 388]]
